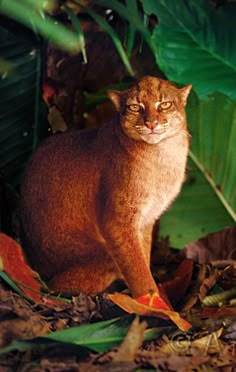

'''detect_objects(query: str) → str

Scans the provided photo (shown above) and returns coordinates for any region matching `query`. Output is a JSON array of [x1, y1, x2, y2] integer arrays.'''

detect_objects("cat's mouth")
[[133, 123, 171, 144], [136, 123, 170, 135]]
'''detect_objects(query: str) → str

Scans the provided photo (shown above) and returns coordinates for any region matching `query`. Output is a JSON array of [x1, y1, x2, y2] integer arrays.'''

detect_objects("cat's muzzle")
[[142, 122, 170, 135]]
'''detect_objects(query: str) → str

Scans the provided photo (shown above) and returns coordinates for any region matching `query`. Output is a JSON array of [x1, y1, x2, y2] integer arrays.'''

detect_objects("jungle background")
[[0, 0, 236, 370]]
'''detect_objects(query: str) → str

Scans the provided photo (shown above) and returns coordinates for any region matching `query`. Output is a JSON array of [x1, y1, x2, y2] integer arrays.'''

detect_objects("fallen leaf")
[[137, 349, 209, 370], [162, 259, 193, 306], [222, 320, 236, 340], [0, 316, 51, 348], [160, 328, 224, 355], [191, 328, 224, 354], [0, 233, 63, 305], [182, 264, 218, 311], [47, 105, 67, 133], [182, 227, 236, 264], [198, 306, 236, 319], [108, 292, 191, 331], [199, 265, 220, 303], [113, 316, 146, 362]]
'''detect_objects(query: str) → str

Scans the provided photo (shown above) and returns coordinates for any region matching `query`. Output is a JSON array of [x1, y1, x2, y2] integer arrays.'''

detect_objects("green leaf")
[[0, 271, 28, 299], [0, 0, 82, 53], [0, 25, 43, 186], [21, 0, 56, 13], [0, 58, 15, 76], [71, 0, 134, 76], [94, 0, 153, 51], [0, 316, 163, 355], [63, 4, 87, 63], [160, 92, 236, 248], [43, 317, 131, 351], [142, 0, 236, 99], [0, 316, 153, 354], [124, 0, 138, 57]]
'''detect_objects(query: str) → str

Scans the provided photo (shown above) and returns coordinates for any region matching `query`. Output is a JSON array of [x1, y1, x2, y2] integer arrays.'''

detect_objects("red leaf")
[[162, 259, 193, 305], [42, 83, 56, 106], [0, 233, 61, 305], [108, 291, 192, 331], [199, 307, 236, 318]]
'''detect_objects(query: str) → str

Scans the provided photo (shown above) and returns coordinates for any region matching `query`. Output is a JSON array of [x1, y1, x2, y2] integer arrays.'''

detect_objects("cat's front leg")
[[101, 217, 158, 298], [140, 223, 154, 265]]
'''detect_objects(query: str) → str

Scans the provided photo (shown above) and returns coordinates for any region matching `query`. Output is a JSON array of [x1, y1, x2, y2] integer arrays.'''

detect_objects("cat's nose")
[[145, 120, 158, 130]]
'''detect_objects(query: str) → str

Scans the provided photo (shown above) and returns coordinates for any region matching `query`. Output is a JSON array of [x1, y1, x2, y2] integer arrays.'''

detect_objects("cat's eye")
[[127, 104, 141, 112], [159, 101, 172, 110]]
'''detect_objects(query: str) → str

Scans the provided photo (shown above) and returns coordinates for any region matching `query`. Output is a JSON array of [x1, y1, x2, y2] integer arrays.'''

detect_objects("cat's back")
[[28, 128, 98, 168], [22, 127, 106, 192], [20, 127, 106, 226]]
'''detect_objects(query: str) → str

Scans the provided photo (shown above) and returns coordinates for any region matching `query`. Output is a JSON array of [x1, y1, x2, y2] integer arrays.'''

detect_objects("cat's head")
[[108, 76, 192, 145]]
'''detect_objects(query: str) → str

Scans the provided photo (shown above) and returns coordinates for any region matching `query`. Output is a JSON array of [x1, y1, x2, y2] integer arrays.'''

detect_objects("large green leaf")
[[0, 316, 158, 354], [142, 0, 236, 100], [160, 92, 236, 248], [0, 25, 44, 186], [136, 0, 236, 246]]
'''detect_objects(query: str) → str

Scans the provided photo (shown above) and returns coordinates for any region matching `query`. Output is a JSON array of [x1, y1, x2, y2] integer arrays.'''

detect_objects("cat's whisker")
[[180, 129, 191, 138]]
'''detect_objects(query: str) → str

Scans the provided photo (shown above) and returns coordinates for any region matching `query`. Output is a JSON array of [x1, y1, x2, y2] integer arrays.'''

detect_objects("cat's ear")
[[179, 84, 192, 106], [107, 90, 121, 111]]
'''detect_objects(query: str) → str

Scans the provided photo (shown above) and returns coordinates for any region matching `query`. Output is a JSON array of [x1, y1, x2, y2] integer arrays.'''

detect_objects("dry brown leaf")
[[72, 292, 96, 314], [182, 264, 219, 311], [40, 357, 82, 371], [97, 362, 136, 372], [113, 316, 146, 362], [191, 328, 224, 354], [0, 316, 51, 347], [198, 265, 220, 303], [47, 105, 67, 133], [137, 349, 210, 370], [218, 265, 236, 289], [182, 264, 208, 311], [182, 227, 236, 264], [160, 328, 224, 355]]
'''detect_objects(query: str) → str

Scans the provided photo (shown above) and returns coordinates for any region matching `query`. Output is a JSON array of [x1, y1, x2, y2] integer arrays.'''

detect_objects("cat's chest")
[[139, 196, 160, 227], [137, 151, 188, 228]]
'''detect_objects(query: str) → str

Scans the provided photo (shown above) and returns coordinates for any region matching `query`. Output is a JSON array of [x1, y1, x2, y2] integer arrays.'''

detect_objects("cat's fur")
[[20, 76, 191, 297]]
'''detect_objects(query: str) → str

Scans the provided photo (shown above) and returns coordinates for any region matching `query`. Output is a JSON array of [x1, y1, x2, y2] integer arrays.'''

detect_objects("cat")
[[20, 76, 192, 298]]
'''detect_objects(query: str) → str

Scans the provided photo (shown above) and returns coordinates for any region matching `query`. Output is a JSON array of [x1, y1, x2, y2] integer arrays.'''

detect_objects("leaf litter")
[[0, 227, 236, 371]]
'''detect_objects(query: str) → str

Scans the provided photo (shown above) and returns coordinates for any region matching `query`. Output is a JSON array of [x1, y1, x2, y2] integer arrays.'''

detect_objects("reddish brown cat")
[[20, 76, 191, 298]]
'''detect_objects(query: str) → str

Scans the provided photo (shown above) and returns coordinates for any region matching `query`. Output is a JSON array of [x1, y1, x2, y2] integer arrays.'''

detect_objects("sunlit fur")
[[20, 76, 191, 298]]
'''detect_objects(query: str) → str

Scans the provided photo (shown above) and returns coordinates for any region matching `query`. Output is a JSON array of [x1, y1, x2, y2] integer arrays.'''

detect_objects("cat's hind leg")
[[47, 257, 119, 296]]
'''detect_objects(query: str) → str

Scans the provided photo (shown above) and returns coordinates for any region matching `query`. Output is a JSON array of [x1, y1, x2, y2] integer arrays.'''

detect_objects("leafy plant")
[[0, 0, 134, 187], [0, 25, 42, 186], [0, 0, 82, 186], [140, 0, 236, 246]]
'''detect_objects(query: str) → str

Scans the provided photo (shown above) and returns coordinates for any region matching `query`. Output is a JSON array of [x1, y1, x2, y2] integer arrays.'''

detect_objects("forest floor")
[[0, 227, 236, 371]]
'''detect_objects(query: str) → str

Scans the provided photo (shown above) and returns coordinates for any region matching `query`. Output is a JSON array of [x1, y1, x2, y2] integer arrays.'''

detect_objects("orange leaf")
[[42, 83, 56, 106], [0, 233, 61, 305], [108, 292, 191, 332]]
